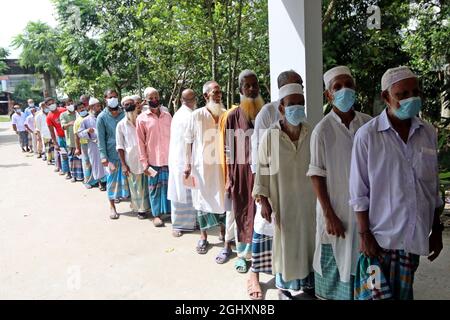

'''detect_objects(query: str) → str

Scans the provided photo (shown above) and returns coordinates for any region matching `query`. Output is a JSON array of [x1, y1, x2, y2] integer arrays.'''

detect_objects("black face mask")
[[124, 104, 136, 113], [148, 100, 160, 109]]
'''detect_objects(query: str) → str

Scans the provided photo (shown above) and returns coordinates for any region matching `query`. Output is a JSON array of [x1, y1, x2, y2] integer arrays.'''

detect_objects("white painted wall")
[[268, 0, 324, 127]]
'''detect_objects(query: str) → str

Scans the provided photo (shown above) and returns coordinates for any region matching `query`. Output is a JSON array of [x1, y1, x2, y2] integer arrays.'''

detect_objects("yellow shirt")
[[74, 116, 88, 145]]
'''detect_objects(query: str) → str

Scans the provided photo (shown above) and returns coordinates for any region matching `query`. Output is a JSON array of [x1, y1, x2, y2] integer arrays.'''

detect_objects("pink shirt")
[[136, 110, 172, 168]]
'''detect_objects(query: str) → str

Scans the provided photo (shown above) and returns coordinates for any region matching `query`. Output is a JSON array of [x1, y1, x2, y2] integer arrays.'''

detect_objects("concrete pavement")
[[0, 122, 449, 300]]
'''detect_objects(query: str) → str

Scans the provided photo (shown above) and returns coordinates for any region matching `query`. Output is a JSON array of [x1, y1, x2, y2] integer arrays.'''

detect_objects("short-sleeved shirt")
[[12, 112, 27, 132], [60, 111, 77, 148], [46, 108, 66, 138]]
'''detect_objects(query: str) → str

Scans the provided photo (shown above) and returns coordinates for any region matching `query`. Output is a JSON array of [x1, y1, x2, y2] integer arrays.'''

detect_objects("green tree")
[[0, 47, 9, 74], [12, 80, 43, 105]]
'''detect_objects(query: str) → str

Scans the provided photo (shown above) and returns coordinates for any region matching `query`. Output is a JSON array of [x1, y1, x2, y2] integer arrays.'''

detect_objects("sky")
[[0, 0, 57, 59]]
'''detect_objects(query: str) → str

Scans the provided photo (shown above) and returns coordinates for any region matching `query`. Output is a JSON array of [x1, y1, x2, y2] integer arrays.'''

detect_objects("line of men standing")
[[12, 64, 444, 301]]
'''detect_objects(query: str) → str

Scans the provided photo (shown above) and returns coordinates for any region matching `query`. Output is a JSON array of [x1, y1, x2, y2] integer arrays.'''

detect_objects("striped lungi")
[[106, 161, 130, 201], [80, 144, 97, 186], [56, 137, 70, 174], [315, 244, 354, 300], [251, 232, 273, 274], [197, 211, 226, 231], [171, 189, 197, 232], [354, 250, 420, 300], [276, 272, 315, 292], [148, 166, 171, 217], [69, 148, 84, 181], [128, 172, 150, 214]]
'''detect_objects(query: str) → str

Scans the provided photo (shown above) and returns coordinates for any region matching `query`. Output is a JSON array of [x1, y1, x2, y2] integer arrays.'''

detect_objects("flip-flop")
[[215, 248, 232, 264], [235, 258, 249, 273], [196, 240, 209, 255], [247, 279, 264, 300]]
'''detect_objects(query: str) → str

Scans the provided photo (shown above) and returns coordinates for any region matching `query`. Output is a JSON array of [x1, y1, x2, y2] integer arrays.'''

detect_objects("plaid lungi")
[[197, 211, 226, 231], [251, 232, 273, 274], [171, 189, 197, 232], [128, 172, 150, 214], [354, 250, 420, 300], [315, 244, 354, 300], [148, 166, 171, 217], [56, 137, 70, 174], [106, 161, 130, 201], [69, 148, 84, 181], [276, 272, 315, 292], [80, 144, 97, 186]]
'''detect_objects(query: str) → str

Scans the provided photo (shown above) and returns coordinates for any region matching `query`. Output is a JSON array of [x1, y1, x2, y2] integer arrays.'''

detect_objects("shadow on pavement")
[[0, 163, 31, 168]]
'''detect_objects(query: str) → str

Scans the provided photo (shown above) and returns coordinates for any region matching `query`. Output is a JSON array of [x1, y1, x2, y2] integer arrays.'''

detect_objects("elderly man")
[[184, 81, 233, 258], [350, 66, 444, 300], [116, 96, 151, 220], [136, 87, 172, 227], [78, 98, 107, 191], [35, 102, 53, 163], [306, 66, 372, 300], [24, 107, 37, 155], [97, 89, 130, 219], [12, 105, 29, 153], [46, 97, 70, 178], [168, 89, 198, 237], [74, 102, 97, 189], [253, 83, 316, 300], [247, 70, 304, 300], [224, 70, 265, 273], [80, 95, 90, 108], [60, 99, 84, 183], [143, 87, 169, 113]]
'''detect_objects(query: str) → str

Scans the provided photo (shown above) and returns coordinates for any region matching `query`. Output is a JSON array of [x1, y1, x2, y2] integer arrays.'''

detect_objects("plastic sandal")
[[196, 240, 209, 255], [215, 248, 232, 264]]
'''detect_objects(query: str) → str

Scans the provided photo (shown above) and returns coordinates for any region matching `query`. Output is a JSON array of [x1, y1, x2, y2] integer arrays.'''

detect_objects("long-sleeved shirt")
[[349, 109, 443, 256], [35, 110, 51, 139], [116, 117, 144, 175], [96, 109, 125, 162], [136, 110, 172, 168]]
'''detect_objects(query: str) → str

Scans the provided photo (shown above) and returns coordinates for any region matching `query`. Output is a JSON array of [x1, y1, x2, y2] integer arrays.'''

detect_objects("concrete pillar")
[[268, 0, 324, 127]]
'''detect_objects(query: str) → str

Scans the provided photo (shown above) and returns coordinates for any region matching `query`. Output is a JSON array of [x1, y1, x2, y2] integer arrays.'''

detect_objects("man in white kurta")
[[253, 83, 316, 299], [307, 66, 372, 300], [168, 89, 198, 237]]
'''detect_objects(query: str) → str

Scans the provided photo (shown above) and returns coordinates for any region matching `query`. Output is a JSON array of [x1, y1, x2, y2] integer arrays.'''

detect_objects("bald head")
[[182, 89, 197, 110]]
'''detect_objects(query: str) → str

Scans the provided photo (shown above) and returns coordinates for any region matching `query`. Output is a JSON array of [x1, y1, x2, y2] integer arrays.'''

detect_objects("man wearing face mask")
[[253, 83, 316, 300], [116, 96, 151, 220], [306, 66, 372, 300], [75, 101, 98, 189], [97, 89, 130, 220], [24, 107, 37, 155], [35, 102, 52, 162], [350, 66, 444, 300], [78, 98, 107, 192], [12, 105, 29, 153], [46, 97, 70, 178], [60, 99, 83, 183], [137, 87, 172, 227], [168, 89, 199, 237]]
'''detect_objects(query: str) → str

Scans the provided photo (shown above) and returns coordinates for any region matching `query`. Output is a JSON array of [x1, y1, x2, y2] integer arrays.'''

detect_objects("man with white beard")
[[184, 81, 232, 258], [224, 70, 265, 274]]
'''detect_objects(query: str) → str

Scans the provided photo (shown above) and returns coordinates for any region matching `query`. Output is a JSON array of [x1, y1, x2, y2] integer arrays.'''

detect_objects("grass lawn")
[[0, 115, 11, 123]]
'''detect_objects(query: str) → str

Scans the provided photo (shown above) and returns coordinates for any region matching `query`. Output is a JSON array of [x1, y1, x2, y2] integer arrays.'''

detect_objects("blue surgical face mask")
[[284, 105, 306, 126], [333, 88, 356, 113], [393, 96, 422, 120], [79, 110, 89, 118]]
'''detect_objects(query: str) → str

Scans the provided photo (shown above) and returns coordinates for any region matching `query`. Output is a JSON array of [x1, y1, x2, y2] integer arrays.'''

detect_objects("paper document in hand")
[[148, 167, 158, 178], [183, 175, 198, 189]]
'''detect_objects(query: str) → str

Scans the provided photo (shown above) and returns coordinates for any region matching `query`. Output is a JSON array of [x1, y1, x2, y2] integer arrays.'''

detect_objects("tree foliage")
[[0, 47, 9, 75]]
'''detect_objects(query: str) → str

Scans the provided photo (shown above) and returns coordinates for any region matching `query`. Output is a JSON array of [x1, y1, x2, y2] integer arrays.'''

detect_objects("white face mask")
[[48, 104, 57, 112], [107, 98, 119, 109], [67, 105, 75, 112], [28, 103, 34, 107]]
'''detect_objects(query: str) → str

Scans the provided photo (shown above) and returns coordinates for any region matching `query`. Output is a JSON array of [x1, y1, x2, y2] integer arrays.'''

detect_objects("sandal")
[[215, 248, 232, 264], [196, 239, 209, 255], [172, 230, 183, 238], [153, 217, 165, 228], [247, 279, 264, 300], [235, 258, 249, 274]]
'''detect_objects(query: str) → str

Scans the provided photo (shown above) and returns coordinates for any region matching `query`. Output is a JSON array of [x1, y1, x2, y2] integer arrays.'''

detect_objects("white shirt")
[[12, 112, 27, 132], [168, 105, 194, 203], [185, 107, 226, 213], [307, 110, 372, 282], [25, 114, 35, 132], [35, 111, 51, 139], [349, 109, 443, 256], [116, 117, 145, 175]]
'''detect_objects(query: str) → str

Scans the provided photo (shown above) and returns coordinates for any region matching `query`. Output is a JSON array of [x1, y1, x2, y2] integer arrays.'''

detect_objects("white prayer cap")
[[323, 66, 353, 90], [143, 87, 159, 98], [131, 95, 141, 102], [89, 97, 100, 106], [381, 66, 417, 91], [121, 96, 134, 105], [279, 83, 304, 100]]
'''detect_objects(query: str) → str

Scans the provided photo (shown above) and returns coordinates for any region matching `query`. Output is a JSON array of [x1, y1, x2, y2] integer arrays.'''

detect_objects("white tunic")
[[35, 111, 51, 139], [115, 117, 144, 175], [185, 107, 226, 213], [307, 110, 372, 282], [168, 105, 194, 203]]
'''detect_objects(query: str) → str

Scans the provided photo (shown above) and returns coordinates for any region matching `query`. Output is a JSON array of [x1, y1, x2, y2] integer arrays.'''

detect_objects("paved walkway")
[[0, 122, 449, 300]]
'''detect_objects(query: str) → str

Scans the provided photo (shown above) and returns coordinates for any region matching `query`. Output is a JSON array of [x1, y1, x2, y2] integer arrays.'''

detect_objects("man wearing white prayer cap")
[[253, 82, 316, 300], [307, 66, 372, 300], [349, 66, 444, 300], [77, 96, 107, 192]]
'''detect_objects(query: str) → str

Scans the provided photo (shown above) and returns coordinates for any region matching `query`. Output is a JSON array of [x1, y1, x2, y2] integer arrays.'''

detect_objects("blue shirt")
[[96, 109, 125, 162], [349, 109, 443, 256]]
